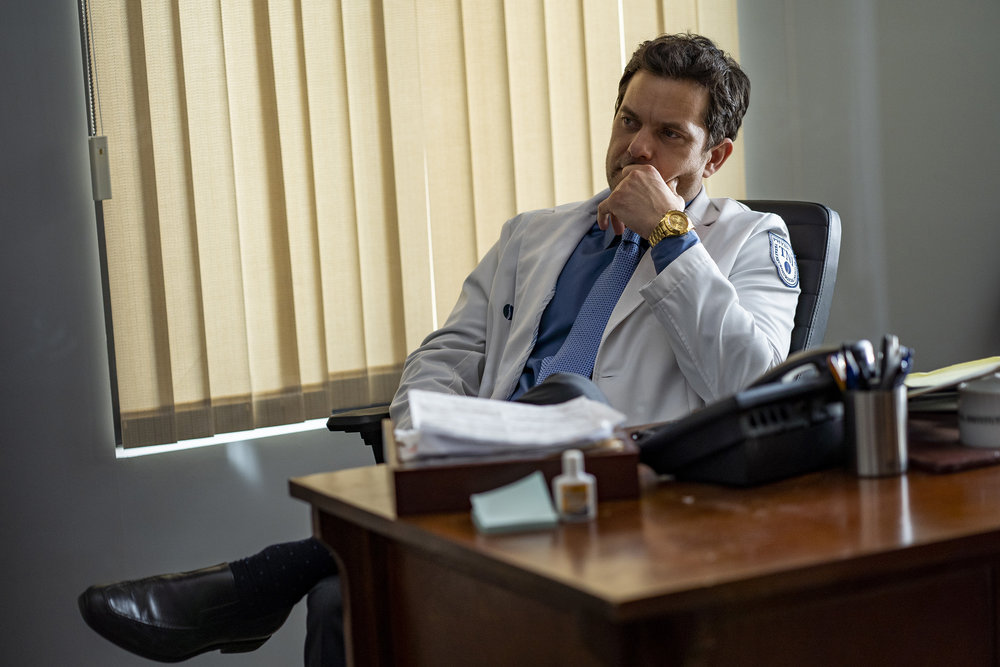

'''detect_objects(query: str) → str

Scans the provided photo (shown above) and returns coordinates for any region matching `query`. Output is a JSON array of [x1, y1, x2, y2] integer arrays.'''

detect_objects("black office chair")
[[328, 200, 842, 463], [741, 200, 841, 353]]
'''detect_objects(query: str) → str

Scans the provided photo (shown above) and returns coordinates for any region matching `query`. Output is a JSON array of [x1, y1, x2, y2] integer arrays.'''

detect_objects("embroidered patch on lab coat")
[[768, 232, 799, 288]]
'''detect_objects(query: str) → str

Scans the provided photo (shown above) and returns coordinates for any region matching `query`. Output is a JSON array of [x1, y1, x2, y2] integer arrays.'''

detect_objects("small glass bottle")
[[552, 449, 597, 522]]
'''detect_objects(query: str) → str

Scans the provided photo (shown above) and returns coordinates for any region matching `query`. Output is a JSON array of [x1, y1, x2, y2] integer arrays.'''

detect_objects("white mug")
[[958, 374, 1000, 448]]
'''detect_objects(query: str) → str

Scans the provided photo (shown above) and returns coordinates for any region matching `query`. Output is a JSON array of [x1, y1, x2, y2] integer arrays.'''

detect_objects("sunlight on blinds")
[[89, 0, 742, 447]]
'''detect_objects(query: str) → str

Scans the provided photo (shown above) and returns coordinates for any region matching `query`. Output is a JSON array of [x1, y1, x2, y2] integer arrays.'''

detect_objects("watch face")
[[665, 211, 689, 235]]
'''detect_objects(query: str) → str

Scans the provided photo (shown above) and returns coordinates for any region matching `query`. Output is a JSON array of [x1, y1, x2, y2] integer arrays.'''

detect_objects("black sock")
[[228, 538, 338, 613]]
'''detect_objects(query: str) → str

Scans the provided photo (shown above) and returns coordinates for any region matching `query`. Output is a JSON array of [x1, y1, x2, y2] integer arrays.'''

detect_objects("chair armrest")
[[327, 405, 390, 464]]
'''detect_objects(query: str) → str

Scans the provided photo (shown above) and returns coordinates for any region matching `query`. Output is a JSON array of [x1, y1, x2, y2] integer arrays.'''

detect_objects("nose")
[[627, 128, 653, 162]]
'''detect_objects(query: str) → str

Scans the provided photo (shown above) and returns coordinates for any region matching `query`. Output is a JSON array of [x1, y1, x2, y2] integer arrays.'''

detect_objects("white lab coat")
[[390, 188, 800, 429]]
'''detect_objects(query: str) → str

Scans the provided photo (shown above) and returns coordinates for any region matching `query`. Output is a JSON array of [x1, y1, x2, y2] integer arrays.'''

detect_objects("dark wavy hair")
[[615, 33, 750, 150]]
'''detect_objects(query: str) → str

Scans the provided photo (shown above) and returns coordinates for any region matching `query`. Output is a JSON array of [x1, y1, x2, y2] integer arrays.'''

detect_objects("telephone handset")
[[635, 347, 845, 486], [748, 344, 842, 387]]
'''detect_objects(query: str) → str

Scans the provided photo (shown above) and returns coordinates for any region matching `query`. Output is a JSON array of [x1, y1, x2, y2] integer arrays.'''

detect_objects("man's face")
[[605, 70, 719, 203]]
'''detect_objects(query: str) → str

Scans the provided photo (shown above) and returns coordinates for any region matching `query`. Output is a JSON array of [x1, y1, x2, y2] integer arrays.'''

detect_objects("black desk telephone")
[[635, 346, 847, 486]]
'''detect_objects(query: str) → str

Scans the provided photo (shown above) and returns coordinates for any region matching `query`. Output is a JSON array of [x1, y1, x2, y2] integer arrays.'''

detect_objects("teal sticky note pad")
[[470, 471, 559, 534]]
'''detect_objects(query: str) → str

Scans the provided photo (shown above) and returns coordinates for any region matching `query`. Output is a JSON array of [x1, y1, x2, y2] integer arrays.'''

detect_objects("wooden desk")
[[290, 462, 1000, 666]]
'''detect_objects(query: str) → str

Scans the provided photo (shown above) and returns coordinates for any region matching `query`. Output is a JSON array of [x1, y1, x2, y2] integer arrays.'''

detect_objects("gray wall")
[[738, 0, 1000, 369], [1, 1, 998, 665], [0, 5, 373, 666]]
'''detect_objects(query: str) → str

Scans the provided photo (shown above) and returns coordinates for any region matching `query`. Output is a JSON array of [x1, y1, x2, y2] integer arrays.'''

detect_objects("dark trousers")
[[305, 575, 346, 667]]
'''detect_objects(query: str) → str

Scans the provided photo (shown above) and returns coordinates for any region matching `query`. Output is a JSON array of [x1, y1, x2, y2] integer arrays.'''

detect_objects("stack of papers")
[[394, 390, 626, 463], [469, 472, 558, 534], [906, 356, 1000, 411]]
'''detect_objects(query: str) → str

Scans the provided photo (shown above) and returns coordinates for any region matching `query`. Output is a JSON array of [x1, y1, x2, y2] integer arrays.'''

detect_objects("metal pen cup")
[[845, 384, 908, 477]]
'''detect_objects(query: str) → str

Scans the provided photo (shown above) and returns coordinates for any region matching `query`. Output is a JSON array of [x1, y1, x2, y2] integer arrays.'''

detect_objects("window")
[[85, 0, 743, 448]]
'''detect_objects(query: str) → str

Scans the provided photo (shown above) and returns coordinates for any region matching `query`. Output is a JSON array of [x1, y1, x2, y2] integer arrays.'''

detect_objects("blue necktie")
[[535, 229, 643, 385]]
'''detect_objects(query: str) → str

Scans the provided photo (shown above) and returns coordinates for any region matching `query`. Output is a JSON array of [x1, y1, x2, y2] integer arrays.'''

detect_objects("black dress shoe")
[[78, 563, 291, 662]]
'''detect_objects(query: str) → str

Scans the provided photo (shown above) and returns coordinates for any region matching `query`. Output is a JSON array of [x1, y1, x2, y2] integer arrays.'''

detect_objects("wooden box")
[[384, 421, 639, 516]]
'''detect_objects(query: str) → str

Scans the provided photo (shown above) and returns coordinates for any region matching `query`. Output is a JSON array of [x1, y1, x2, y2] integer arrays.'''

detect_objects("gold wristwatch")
[[648, 210, 693, 247]]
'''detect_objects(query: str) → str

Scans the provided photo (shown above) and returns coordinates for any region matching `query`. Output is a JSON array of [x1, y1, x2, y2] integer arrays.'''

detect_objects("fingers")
[[597, 202, 608, 230], [596, 208, 624, 235], [622, 164, 673, 185], [599, 168, 679, 236], [609, 214, 624, 235]]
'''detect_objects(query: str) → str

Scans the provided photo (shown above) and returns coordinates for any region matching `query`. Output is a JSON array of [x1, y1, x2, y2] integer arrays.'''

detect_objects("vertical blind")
[[89, 0, 743, 448]]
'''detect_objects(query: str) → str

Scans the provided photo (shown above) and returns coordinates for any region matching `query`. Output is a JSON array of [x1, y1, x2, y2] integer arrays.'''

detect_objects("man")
[[78, 33, 798, 666], [391, 33, 796, 430]]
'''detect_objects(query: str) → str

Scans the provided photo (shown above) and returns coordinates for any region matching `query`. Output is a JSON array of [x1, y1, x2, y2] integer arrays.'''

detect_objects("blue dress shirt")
[[509, 220, 699, 399]]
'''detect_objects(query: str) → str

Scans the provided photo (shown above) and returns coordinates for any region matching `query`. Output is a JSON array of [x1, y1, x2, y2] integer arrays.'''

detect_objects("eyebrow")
[[619, 104, 695, 138], [618, 104, 639, 119]]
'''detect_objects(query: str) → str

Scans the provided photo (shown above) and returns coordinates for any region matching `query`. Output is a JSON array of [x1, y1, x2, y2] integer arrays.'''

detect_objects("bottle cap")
[[562, 448, 584, 475]]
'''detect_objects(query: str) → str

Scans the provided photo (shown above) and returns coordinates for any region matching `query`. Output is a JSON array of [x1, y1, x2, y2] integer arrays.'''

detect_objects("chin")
[[606, 171, 622, 191], [678, 184, 701, 202]]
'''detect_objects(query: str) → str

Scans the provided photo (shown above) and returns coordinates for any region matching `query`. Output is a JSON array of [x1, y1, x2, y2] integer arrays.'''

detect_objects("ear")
[[701, 138, 734, 179]]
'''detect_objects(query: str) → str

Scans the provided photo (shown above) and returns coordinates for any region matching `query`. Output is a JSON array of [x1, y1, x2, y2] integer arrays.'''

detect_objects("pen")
[[842, 348, 861, 390], [890, 346, 913, 387], [827, 352, 847, 392], [852, 339, 877, 389], [880, 334, 901, 390]]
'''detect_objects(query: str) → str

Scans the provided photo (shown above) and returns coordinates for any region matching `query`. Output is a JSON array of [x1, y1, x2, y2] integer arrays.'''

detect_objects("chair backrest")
[[739, 200, 841, 353]]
